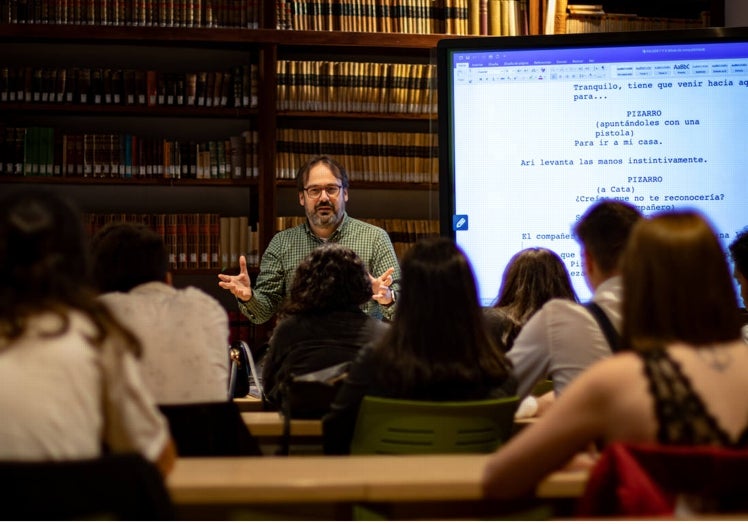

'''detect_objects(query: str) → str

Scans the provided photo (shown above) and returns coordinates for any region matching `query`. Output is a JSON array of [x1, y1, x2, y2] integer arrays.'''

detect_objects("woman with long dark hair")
[[323, 236, 516, 454]]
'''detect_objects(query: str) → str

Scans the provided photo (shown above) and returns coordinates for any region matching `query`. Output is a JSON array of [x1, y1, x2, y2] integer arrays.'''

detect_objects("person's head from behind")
[[573, 199, 643, 291], [493, 247, 578, 322], [0, 190, 90, 311], [728, 228, 748, 308], [295, 155, 350, 231], [91, 222, 169, 293], [0, 189, 133, 347], [622, 210, 741, 351], [379, 237, 510, 388], [281, 243, 372, 316]]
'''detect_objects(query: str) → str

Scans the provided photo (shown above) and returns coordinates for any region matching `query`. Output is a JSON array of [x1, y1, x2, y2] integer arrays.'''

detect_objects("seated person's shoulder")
[[179, 285, 227, 309]]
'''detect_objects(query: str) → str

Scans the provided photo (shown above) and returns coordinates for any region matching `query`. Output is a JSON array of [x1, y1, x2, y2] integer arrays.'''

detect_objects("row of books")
[[277, 60, 436, 114], [0, 65, 258, 109], [564, 12, 708, 33], [276, 215, 440, 261], [275, 0, 470, 34], [275, 128, 438, 184], [83, 213, 259, 271], [469, 0, 527, 36], [0, 0, 260, 27], [0, 126, 259, 179]]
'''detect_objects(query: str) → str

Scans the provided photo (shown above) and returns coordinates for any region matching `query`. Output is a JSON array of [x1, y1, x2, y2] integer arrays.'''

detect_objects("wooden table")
[[167, 454, 588, 519], [233, 395, 264, 412], [241, 411, 322, 437], [241, 411, 323, 456]]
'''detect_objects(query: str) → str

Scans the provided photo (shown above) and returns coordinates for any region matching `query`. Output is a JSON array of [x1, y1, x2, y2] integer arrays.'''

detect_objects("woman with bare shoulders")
[[482, 210, 748, 499]]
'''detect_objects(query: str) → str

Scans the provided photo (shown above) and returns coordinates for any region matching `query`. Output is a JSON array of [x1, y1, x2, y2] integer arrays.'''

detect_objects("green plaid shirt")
[[238, 213, 400, 324]]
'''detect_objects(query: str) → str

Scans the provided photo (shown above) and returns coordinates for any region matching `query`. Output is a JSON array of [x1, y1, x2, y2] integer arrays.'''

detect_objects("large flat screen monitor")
[[437, 27, 748, 306]]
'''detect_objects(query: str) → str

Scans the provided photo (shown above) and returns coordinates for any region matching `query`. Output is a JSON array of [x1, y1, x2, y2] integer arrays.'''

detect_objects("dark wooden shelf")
[[0, 175, 257, 187], [0, 102, 257, 118], [278, 111, 435, 121], [275, 179, 436, 190], [0, 24, 279, 46], [173, 266, 259, 276], [0, 23, 460, 49]]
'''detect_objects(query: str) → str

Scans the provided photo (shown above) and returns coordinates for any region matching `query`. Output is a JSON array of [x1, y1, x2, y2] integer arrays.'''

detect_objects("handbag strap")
[[238, 340, 267, 402], [584, 302, 624, 353]]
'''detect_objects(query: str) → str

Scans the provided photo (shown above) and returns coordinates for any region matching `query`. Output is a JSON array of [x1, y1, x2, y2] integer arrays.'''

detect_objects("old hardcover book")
[[110, 69, 122, 104], [134, 70, 147, 105], [146, 70, 158, 105], [185, 72, 197, 105], [229, 134, 245, 179], [196, 71, 207, 106], [166, 214, 179, 270], [219, 216, 231, 269], [228, 216, 241, 268], [239, 215, 249, 265], [199, 213, 211, 269], [123, 69, 135, 105], [205, 71, 216, 107]]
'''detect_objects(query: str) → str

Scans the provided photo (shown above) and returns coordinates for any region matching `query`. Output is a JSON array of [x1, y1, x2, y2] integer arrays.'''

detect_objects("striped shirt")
[[238, 213, 400, 324]]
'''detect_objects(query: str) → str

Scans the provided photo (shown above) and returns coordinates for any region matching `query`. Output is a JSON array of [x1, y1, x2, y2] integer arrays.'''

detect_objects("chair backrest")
[[0, 453, 175, 520], [349, 395, 519, 455], [159, 401, 262, 456], [578, 442, 748, 517]]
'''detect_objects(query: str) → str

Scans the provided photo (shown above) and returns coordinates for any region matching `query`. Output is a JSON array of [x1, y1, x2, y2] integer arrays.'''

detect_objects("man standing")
[[508, 199, 643, 400], [218, 155, 399, 324]]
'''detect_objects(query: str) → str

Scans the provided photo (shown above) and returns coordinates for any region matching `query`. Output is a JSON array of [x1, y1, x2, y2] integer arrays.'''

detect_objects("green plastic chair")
[[349, 395, 520, 455]]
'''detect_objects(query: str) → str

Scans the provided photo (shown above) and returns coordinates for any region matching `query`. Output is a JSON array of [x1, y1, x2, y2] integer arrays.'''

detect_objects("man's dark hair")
[[573, 199, 643, 274], [91, 222, 169, 293], [295, 155, 350, 192], [729, 227, 748, 279]]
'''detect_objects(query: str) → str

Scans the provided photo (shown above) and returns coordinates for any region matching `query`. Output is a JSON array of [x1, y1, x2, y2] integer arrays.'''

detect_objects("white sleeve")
[[99, 340, 170, 462], [507, 309, 552, 399]]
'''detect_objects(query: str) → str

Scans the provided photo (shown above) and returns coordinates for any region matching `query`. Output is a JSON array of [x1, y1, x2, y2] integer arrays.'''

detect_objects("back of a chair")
[[159, 401, 262, 457], [0, 453, 175, 520], [578, 442, 748, 517], [349, 395, 519, 455]]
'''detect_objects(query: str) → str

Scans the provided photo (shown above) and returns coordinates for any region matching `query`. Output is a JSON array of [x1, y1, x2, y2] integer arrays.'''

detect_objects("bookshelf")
[[0, 1, 724, 348], [563, 1, 723, 32], [0, 23, 446, 348]]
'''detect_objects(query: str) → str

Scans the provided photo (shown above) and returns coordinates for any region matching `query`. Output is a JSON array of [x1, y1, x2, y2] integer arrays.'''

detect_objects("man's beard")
[[308, 202, 341, 228]]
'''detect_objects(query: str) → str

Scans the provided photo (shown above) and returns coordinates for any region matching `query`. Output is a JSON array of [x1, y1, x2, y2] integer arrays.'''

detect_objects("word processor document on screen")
[[448, 36, 748, 304]]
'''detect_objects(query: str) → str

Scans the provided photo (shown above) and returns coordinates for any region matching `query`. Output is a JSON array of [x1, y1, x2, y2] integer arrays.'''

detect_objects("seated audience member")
[[484, 247, 578, 353], [508, 199, 642, 400], [0, 190, 175, 475], [91, 222, 229, 404], [728, 227, 748, 343], [262, 243, 389, 410], [323, 237, 517, 455], [482, 210, 748, 500]]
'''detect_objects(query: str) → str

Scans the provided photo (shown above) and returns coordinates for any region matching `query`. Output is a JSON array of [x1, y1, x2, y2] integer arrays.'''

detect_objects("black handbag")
[[278, 361, 350, 455], [280, 361, 350, 420]]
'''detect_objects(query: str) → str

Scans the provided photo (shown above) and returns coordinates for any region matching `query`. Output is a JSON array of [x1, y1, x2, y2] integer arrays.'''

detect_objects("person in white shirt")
[[92, 222, 230, 405], [0, 190, 174, 475], [508, 199, 643, 402]]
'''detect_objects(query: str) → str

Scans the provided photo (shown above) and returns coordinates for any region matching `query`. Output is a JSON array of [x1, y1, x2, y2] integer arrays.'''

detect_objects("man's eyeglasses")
[[303, 184, 342, 199]]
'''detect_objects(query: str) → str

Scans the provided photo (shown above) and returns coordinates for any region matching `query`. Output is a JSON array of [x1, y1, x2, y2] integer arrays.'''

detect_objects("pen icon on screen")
[[453, 215, 468, 231]]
